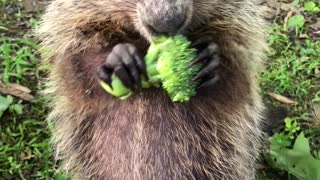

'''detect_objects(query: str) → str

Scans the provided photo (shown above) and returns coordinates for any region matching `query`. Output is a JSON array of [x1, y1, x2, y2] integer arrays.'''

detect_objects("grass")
[[0, 0, 319, 179], [0, 1, 61, 179], [0, 32, 58, 179], [257, 0, 320, 179], [0, 43, 57, 179], [0, 38, 40, 84]]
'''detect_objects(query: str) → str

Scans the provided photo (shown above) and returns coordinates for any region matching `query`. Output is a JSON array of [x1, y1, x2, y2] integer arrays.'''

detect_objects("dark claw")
[[126, 44, 148, 80], [98, 66, 112, 88], [114, 65, 135, 89], [126, 44, 148, 79], [190, 48, 210, 66], [198, 74, 220, 89], [98, 43, 146, 90], [134, 54, 148, 80], [190, 40, 219, 66], [119, 50, 140, 85], [190, 37, 221, 89], [191, 36, 213, 49], [193, 54, 220, 82], [112, 44, 139, 86]]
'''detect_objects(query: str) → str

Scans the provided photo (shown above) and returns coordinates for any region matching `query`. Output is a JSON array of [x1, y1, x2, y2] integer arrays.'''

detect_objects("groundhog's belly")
[[86, 88, 249, 179]]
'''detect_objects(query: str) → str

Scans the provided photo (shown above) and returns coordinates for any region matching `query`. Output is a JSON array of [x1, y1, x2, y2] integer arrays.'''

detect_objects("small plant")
[[287, 14, 305, 35], [0, 95, 13, 118], [265, 118, 320, 180], [284, 118, 301, 139], [268, 131, 320, 180], [304, 1, 320, 13], [269, 118, 301, 149]]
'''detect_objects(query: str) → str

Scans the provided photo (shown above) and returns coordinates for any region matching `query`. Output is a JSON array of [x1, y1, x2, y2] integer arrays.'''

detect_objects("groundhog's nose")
[[142, 14, 186, 34], [139, 3, 187, 34]]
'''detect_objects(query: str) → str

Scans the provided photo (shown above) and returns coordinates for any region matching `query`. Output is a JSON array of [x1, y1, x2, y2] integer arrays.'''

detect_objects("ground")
[[0, 0, 319, 179]]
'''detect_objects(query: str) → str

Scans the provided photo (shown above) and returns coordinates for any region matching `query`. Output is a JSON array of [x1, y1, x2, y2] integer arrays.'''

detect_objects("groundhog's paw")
[[191, 37, 220, 89], [98, 43, 147, 90]]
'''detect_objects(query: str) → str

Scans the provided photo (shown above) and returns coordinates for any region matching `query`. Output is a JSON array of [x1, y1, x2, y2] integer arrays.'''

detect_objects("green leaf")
[[0, 26, 8, 31], [268, 132, 320, 180], [292, 0, 300, 6], [55, 173, 71, 180], [305, 2, 316, 12], [285, 118, 292, 129], [304, 1, 320, 13], [12, 104, 23, 115], [287, 15, 305, 34], [0, 95, 14, 118]]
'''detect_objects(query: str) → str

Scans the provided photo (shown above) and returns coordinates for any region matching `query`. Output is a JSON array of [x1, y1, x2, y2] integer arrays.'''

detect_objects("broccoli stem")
[[99, 74, 132, 100]]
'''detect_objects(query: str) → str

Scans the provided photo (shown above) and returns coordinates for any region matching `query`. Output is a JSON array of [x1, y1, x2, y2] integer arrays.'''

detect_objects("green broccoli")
[[100, 35, 200, 102], [99, 74, 132, 100], [144, 35, 201, 102]]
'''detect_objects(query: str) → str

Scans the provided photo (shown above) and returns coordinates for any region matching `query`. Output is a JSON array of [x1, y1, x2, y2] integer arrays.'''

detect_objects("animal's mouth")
[[143, 12, 191, 37], [136, 3, 194, 42]]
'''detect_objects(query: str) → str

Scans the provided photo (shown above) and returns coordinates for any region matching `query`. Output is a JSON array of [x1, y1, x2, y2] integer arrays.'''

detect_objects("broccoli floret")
[[145, 35, 201, 102], [100, 35, 200, 102]]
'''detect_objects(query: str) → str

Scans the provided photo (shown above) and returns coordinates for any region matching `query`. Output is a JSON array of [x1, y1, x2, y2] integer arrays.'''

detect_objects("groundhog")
[[37, 0, 268, 179]]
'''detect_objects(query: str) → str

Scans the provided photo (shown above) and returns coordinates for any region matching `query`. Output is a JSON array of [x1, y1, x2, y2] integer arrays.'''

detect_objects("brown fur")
[[38, 0, 268, 179]]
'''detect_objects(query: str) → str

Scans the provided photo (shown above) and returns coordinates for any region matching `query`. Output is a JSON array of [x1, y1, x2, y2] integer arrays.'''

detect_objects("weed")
[[260, 1, 320, 179], [304, 1, 320, 13], [261, 25, 320, 108], [266, 119, 320, 180]]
